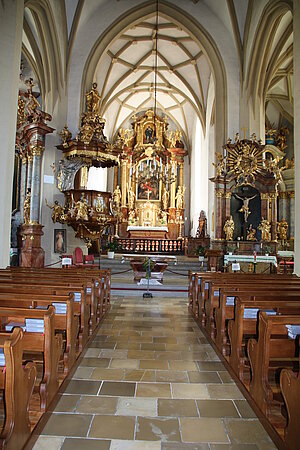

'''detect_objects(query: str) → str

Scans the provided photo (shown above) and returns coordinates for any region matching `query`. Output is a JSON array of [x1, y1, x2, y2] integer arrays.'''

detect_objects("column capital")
[[31, 145, 44, 156], [215, 189, 224, 198]]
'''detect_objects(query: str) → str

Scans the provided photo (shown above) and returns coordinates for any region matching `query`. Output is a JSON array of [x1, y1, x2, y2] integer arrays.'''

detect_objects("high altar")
[[115, 110, 187, 240]]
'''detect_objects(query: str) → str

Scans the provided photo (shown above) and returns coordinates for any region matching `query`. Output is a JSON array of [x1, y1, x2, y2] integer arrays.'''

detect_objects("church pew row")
[[0, 267, 112, 449], [248, 313, 300, 435], [280, 369, 300, 450], [189, 271, 300, 449], [0, 328, 36, 450], [0, 306, 62, 411]]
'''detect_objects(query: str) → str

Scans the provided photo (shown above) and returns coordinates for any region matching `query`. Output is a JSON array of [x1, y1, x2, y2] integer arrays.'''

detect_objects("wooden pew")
[[228, 298, 300, 382], [280, 369, 300, 450], [248, 312, 300, 418], [0, 306, 62, 411], [0, 328, 36, 450], [0, 291, 78, 375]]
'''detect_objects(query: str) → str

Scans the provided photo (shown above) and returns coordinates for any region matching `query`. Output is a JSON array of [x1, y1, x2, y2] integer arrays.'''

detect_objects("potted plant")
[[106, 238, 119, 259], [197, 245, 207, 262], [227, 245, 235, 255], [263, 244, 272, 256]]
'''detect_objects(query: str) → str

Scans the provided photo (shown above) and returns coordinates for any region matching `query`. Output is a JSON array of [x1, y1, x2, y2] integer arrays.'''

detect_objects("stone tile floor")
[[28, 297, 277, 450]]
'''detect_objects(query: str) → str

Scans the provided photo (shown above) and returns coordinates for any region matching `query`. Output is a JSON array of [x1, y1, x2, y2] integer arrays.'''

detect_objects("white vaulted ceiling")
[[94, 14, 212, 149]]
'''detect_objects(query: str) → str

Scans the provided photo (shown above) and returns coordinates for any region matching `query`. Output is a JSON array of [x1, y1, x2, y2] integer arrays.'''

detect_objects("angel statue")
[[85, 82, 101, 114], [234, 193, 257, 223], [213, 152, 226, 178], [223, 216, 234, 241], [59, 124, 72, 145]]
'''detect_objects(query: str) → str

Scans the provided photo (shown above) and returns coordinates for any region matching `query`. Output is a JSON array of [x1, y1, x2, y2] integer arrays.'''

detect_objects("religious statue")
[[23, 189, 31, 224], [265, 156, 284, 186], [247, 224, 257, 241], [162, 187, 169, 210], [59, 124, 72, 145], [196, 210, 207, 238], [234, 193, 257, 223], [175, 185, 185, 210], [144, 126, 154, 143], [213, 152, 226, 178], [128, 210, 136, 225], [127, 186, 136, 210], [74, 194, 89, 221], [277, 218, 288, 241], [85, 82, 101, 114], [223, 216, 234, 241], [160, 210, 168, 226], [45, 199, 66, 223], [112, 185, 121, 211], [275, 127, 289, 152], [258, 217, 271, 241]]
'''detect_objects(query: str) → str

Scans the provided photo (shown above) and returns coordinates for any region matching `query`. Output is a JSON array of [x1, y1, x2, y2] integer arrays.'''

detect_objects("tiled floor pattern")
[[30, 297, 277, 450]]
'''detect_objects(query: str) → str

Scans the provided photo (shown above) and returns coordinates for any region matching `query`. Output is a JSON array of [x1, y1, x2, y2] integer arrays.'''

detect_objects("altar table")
[[224, 253, 278, 273], [127, 226, 168, 239]]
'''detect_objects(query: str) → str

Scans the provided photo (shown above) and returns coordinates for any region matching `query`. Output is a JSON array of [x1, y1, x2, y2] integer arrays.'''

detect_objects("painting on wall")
[[54, 229, 66, 253]]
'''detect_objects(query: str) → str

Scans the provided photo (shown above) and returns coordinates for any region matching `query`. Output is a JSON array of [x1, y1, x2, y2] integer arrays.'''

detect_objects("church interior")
[[1, 0, 300, 449]]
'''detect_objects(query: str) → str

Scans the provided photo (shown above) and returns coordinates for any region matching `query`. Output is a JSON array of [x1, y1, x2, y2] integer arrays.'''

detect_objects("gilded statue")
[[112, 185, 121, 211], [45, 199, 66, 223], [85, 82, 101, 114], [162, 187, 169, 210], [74, 195, 89, 221], [277, 218, 288, 241], [223, 216, 234, 241], [175, 185, 185, 209], [79, 122, 94, 145], [128, 210, 136, 225], [258, 217, 271, 241], [213, 152, 226, 178], [160, 210, 168, 226], [59, 125, 72, 145], [234, 193, 257, 223], [265, 156, 284, 186], [247, 224, 257, 241], [127, 186, 136, 210], [23, 190, 31, 224], [275, 127, 289, 152]]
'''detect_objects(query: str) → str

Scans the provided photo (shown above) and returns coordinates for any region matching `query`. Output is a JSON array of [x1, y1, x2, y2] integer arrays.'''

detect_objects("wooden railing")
[[103, 238, 186, 255]]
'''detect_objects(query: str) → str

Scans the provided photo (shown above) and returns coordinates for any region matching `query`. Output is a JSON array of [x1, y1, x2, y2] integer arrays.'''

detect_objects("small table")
[[122, 254, 177, 281]]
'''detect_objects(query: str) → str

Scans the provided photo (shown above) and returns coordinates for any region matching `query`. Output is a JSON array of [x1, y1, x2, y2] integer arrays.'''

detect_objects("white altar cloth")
[[127, 226, 168, 232], [224, 254, 277, 268]]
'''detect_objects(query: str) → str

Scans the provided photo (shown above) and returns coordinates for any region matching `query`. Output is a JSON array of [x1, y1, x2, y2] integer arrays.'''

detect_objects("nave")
[[27, 296, 275, 450]]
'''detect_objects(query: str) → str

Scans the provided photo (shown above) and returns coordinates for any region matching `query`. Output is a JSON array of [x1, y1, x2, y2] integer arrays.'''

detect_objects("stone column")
[[30, 145, 44, 223], [225, 191, 231, 218], [294, 0, 300, 273], [178, 161, 184, 187], [113, 165, 118, 191], [26, 151, 33, 193], [170, 178, 176, 208], [0, 0, 24, 267], [19, 154, 28, 222], [260, 193, 269, 221]]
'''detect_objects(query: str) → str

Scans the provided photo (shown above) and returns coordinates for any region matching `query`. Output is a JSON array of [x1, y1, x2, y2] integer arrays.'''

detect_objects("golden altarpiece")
[[116, 110, 187, 240], [210, 132, 292, 268]]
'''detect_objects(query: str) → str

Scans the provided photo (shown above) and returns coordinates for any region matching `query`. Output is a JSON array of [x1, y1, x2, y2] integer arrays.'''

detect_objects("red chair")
[[84, 254, 95, 265], [74, 247, 84, 266]]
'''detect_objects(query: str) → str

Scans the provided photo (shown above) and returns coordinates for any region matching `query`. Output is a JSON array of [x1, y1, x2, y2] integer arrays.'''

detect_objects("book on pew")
[[51, 302, 67, 314], [226, 297, 235, 306], [243, 309, 277, 319], [25, 318, 45, 333], [286, 325, 300, 339], [0, 348, 5, 366], [74, 292, 81, 302], [5, 322, 26, 332]]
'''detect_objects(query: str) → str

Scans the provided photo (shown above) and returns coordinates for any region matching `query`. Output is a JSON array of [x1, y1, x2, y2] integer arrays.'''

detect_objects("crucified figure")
[[234, 193, 257, 223]]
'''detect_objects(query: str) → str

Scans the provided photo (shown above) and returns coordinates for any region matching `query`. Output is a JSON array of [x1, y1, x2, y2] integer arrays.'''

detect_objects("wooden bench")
[[248, 312, 300, 419], [0, 306, 62, 411], [280, 369, 300, 450], [0, 328, 36, 450], [0, 291, 78, 375], [227, 298, 300, 382]]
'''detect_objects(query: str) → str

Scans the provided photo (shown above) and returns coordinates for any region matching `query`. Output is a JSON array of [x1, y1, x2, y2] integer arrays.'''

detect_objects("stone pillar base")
[[19, 224, 45, 268]]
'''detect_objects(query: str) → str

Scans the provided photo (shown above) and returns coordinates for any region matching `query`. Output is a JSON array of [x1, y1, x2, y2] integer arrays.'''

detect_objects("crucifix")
[[241, 125, 248, 140]]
